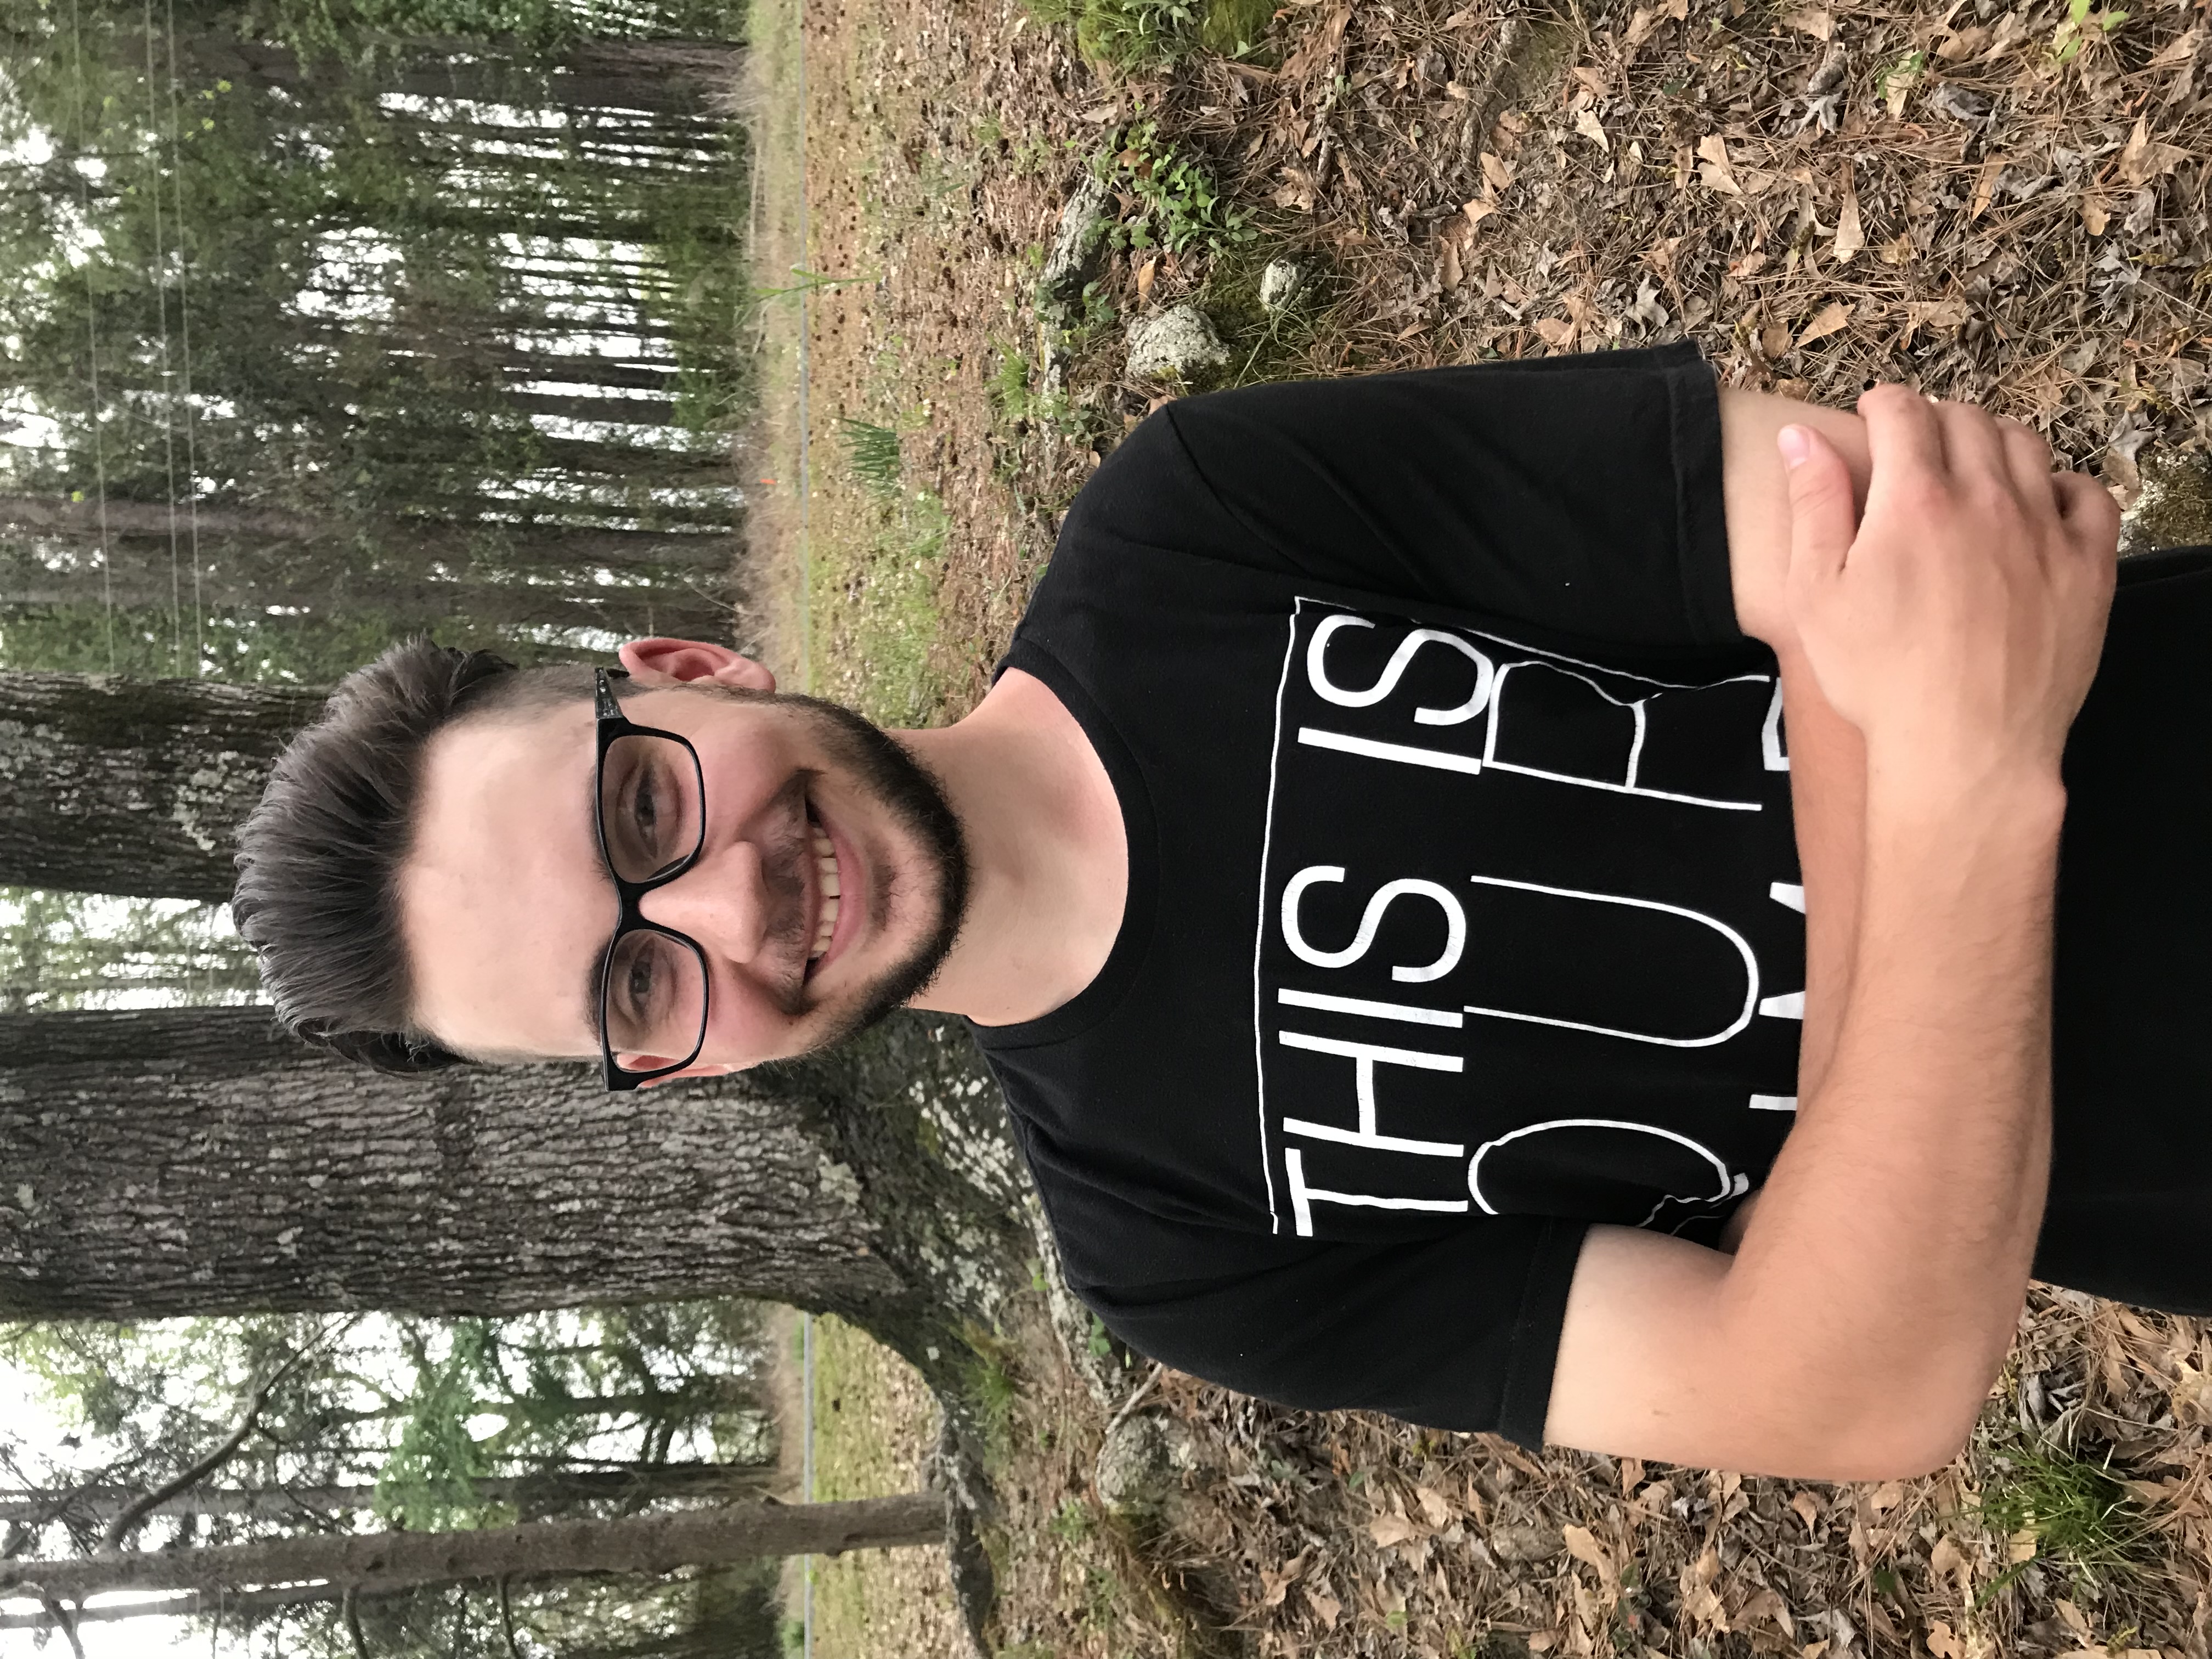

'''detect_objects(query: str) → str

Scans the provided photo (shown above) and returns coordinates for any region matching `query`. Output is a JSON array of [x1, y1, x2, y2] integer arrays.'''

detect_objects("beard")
[[646, 681, 969, 1057], [744, 689, 972, 1053]]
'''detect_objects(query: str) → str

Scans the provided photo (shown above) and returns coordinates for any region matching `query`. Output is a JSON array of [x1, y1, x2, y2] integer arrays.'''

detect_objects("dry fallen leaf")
[[1561, 1523, 1614, 1578], [1927, 1620, 1965, 1659], [1790, 1489, 1822, 1534], [1761, 321, 1795, 359], [2055, 1599, 2094, 1643], [1906, 296, 1971, 331], [1304, 1582, 1340, 1630], [1785, 6, 1833, 38], [2083, 194, 2111, 235], [1134, 256, 1158, 306], [1534, 316, 1579, 347], [1368, 1512, 1425, 1548], [1832, 183, 1865, 261], [1480, 151, 1516, 192], [1575, 106, 1610, 151], [1798, 300, 1854, 343], [2118, 116, 2192, 186], [2149, 27, 2202, 67]]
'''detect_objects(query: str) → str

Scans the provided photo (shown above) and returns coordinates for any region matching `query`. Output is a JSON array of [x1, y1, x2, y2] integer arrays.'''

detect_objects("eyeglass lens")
[[599, 733, 710, 1072]]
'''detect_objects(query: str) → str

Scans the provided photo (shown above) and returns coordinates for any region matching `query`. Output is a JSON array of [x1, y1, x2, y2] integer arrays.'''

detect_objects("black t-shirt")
[[970, 343, 2212, 1447], [972, 344, 1804, 1447]]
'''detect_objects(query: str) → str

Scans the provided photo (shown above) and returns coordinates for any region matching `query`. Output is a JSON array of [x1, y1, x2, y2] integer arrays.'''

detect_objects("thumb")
[[1779, 424, 1857, 586]]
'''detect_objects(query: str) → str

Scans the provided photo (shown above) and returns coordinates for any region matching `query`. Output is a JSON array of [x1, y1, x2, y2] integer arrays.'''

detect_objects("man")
[[236, 343, 2166, 1480]]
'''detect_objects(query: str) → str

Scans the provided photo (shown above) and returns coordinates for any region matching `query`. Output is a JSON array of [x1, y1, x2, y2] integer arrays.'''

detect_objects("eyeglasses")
[[592, 668, 710, 1091]]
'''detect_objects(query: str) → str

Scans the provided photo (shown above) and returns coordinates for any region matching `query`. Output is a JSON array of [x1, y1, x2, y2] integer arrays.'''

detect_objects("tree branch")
[[101, 1321, 356, 1551], [342, 1586, 373, 1659], [35, 1595, 86, 1659]]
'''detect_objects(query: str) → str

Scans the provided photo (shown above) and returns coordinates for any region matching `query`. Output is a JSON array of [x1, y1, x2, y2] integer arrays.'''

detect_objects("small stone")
[[1094, 1412, 1201, 1521], [1039, 174, 1112, 309], [1126, 304, 1230, 380], [1488, 1522, 1564, 1564], [1259, 259, 1306, 312]]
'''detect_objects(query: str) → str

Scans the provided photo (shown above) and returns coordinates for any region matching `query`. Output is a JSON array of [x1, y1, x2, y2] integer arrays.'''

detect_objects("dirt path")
[[761, 0, 2212, 1654]]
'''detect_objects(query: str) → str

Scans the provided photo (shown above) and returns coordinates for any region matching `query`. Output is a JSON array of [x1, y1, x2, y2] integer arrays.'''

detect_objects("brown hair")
[[232, 639, 603, 1073]]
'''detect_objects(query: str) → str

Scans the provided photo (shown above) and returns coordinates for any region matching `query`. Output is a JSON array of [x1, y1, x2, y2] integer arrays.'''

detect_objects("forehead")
[[397, 699, 605, 1060]]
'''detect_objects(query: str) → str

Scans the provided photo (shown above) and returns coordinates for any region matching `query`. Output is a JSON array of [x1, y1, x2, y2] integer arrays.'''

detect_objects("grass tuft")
[[1023, 0, 1269, 71], [837, 417, 904, 498], [1977, 1441, 2156, 1599]]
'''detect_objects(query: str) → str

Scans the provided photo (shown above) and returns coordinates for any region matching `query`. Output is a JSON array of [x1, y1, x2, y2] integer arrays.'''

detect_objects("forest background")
[[12, 0, 2212, 1657], [0, 0, 812, 1652]]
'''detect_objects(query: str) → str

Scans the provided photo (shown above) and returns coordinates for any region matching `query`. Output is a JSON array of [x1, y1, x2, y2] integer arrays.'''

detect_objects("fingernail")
[[1778, 425, 1812, 470]]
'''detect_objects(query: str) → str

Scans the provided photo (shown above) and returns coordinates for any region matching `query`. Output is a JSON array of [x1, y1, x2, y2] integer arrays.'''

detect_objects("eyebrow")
[[582, 748, 612, 1047], [583, 935, 611, 1049]]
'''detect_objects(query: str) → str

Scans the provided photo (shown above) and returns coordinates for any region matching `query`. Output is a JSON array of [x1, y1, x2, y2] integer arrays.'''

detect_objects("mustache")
[[751, 775, 815, 1014]]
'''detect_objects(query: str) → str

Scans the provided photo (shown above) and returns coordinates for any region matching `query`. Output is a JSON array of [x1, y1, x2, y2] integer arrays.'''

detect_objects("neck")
[[892, 670, 1126, 1026]]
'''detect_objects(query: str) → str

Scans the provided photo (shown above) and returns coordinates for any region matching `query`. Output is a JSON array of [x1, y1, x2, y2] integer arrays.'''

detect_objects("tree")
[[0, 1495, 947, 1600], [0, 1464, 778, 1525], [0, 1006, 1039, 1403], [0, 669, 324, 900]]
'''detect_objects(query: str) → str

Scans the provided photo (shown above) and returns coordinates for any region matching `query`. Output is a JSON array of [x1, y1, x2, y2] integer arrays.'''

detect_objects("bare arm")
[[1721, 390, 1873, 1115], [1543, 387, 2118, 1480]]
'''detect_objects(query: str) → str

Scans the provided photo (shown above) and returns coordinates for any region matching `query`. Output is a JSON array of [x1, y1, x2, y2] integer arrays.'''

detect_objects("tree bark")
[[0, 1496, 945, 1600], [0, 672, 325, 901], [0, 1006, 1035, 1395], [0, 1463, 779, 1525]]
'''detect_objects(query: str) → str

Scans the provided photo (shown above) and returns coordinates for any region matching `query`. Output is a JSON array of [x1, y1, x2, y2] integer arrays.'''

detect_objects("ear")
[[619, 637, 777, 693]]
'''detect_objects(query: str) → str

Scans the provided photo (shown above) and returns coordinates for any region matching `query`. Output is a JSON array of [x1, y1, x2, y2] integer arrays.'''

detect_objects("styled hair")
[[233, 639, 601, 1073]]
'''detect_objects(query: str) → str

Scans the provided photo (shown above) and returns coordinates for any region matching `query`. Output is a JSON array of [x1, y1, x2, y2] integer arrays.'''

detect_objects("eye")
[[630, 765, 663, 842], [623, 947, 659, 1018]]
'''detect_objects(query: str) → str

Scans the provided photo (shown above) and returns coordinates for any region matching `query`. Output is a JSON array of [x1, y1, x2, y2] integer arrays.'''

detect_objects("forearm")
[[1720, 768, 2061, 1471], [1718, 387, 1875, 1105]]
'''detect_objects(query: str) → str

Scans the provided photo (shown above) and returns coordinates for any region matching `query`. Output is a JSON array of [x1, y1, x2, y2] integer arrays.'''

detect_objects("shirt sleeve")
[[1059, 1197, 1588, 1448], [1063, 341, 1739, 651]]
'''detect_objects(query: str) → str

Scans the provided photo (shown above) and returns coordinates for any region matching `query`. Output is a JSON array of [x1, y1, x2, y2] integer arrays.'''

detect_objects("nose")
[[635, 837, 776, 963]]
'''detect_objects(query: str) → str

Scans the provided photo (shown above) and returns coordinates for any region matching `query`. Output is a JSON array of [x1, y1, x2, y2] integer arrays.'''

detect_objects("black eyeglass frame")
[[592, 667, 711, 1091]]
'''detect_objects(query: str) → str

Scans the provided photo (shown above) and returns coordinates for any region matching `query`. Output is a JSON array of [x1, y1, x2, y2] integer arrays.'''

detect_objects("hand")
[[1779, 386, 2118, 795]]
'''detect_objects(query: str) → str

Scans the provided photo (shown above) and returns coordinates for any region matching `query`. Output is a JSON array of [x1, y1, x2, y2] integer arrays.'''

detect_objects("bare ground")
[[753, 0, 2212, 1653]]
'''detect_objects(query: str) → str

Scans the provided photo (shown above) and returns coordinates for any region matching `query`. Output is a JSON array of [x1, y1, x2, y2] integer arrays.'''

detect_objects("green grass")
[[1023, 0, 1273, 69], [1976, 1442, 2156, 1599], [837, 417, 904, 497], [806, 1317, 938, 1659]]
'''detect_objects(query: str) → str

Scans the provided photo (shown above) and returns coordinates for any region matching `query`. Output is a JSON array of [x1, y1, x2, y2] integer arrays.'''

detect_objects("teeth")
[[809, 828, 840, 962]]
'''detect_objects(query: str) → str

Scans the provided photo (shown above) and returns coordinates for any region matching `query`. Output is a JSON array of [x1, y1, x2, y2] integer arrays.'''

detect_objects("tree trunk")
[[0, 672, 325, 901], [0, 1462, 779, 1525], [0, 495, 328, 543], [0, 1006, 1035, 1395], [0, 1581, 339, 1630], [0, 1496, 944, 1600]]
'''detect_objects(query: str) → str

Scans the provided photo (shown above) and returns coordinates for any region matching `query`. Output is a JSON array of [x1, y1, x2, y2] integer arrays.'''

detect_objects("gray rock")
[[1039, 174, 1112, 308], [1487, 1522, 1564, 1565], [1093, 1412, 1201, 1521], [1259, 259, 1306, 312], [1126, 304, 1229, 380]]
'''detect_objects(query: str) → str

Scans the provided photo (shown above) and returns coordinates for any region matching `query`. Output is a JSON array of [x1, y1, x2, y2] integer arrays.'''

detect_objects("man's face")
[[397, 681, 967, 1071]]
